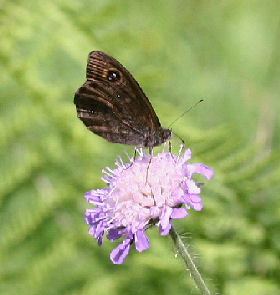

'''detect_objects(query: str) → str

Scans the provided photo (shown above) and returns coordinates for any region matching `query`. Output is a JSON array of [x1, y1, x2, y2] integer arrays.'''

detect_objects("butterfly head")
[[144, 127, 172, 148]]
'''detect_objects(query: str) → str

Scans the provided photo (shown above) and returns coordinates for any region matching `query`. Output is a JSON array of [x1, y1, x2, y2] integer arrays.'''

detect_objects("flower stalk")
[[169, 226, 212, 295]]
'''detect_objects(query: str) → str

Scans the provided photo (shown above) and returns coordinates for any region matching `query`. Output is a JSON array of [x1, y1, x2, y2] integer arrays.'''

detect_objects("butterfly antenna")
[[167, 99, 204, 129]]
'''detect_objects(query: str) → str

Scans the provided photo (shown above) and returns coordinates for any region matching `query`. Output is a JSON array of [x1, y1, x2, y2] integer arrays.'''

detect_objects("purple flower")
[[84, 147, 213, 264]]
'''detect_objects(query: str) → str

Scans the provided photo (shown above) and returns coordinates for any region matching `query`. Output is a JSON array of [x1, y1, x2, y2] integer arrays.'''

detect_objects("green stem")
[[169, 226, 212, 295]]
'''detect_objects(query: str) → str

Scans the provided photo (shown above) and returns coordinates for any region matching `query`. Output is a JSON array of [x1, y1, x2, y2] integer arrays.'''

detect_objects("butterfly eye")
[[107, 70, 121, 82]]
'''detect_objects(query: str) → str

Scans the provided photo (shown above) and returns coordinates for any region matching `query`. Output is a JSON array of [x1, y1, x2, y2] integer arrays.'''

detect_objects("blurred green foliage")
[[0, 0, 280, 294]]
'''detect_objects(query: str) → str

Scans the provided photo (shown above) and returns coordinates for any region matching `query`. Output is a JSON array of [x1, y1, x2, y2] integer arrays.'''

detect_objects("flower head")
[[85, 147, 213, 264]]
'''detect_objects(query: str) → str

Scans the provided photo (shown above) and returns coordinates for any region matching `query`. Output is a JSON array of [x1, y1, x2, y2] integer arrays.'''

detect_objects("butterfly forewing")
[[74, 51, 172, 147], [86, 51, 161, 129]]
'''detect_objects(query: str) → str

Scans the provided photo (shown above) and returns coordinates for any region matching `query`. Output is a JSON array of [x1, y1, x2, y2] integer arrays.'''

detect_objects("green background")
[[1, 1, 280, 294]]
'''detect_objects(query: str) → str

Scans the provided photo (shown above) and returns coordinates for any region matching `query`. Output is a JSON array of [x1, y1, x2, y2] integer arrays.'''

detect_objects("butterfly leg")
[[168, 140, 172, 153], [133, 147, 137, 161], [180, 137, 185, 151]]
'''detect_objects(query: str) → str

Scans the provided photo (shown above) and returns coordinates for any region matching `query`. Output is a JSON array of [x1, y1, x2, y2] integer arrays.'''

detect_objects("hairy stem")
[[169, 226, 212, 295]]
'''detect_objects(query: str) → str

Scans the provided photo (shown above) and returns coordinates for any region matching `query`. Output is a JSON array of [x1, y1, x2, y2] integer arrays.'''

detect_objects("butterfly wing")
[[74, 80, 147, 146], [74, 51, 162, 146]]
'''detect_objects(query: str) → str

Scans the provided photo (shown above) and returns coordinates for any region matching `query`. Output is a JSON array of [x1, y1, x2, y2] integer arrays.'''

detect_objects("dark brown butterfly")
[[74, 51, 172, 147]]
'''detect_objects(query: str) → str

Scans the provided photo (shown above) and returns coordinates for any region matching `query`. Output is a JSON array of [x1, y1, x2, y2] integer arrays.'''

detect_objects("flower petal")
[[91, 222, 104, 239], [192, 202, 203, 211], [85, 189, 108, 203], [182, 194, 203, 211], [150, 206, 161, 218], [159, 206, 173, 236], [110, 237, 132, 264], [107, 228, 126, 241], [171, 208, 188, 219], [159, 222, 171, 236], [135, 230, 150, 252], [160, 206, 173, 229], [187, 163, 214, 180], [180, 148, 192, 163], [185, 179, 201, 194], [189, 194, 201, 203]]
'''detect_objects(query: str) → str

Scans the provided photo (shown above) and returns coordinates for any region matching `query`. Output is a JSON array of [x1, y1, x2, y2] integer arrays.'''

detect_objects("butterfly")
[[74, 51, 172, 147]]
